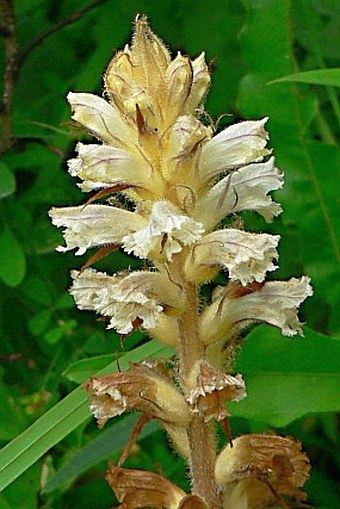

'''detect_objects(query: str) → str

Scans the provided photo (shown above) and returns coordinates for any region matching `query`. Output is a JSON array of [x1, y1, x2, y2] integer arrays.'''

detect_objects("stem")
[[0, 0, 18, 153], [18, 0, 108, 66], [171, 252, 222, 509]]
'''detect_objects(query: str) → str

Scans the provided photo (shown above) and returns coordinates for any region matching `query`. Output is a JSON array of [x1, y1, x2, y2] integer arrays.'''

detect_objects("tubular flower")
[[50, 15, 313, 509], [70, 268, 185, 335], [200, 276, 313, 344], [106, 463, 186, 509], [85, 362, 190, 428], [215, 434, 310, 509], [185, 230, 280, 285], [186, 361, 246, 422], [122, 200, 204, 261]]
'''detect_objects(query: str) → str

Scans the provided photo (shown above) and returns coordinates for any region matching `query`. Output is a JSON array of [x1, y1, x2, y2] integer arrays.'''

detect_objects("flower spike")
[[50, 15, 313, 509]]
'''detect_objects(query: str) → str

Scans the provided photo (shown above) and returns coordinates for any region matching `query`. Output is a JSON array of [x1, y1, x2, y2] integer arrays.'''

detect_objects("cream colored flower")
[[104, 16, 210, 133], [67, 92, 135, 147], [200, 276, 313, 344], [122, 201, 204, 261], [194, 157, 283, 230], [199, 118, 271, 183], [70, 268, 184, 334], [68, 142, 163, 194], [49, 204, 146, 255], [185, 229, 280, 285]]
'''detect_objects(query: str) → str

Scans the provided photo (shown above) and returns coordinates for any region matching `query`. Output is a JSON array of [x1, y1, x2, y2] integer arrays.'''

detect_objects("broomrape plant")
[[49, 15, 313, 509]]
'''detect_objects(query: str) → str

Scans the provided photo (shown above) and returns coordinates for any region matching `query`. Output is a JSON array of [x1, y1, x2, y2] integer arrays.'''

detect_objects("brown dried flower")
[[215, 434, 310, 508], [84, 362, 190, 428], [186, 361, 246, 422], [106, 463, 186, 509]]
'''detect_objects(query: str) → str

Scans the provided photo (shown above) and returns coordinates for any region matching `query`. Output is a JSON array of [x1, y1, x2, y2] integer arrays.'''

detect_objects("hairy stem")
[[172, 252, 222, 509]]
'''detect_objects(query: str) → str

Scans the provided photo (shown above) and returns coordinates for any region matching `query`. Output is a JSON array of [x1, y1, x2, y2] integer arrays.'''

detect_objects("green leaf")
[[230, 326, 340, 426], [269, 68, 340, 87], [0, 340, 173, 492], [63, 354, 115, 383], [237, 0, 340, 335], [0, 163, 16, 199], [28, 309, 52, 336], [43, 415, 160, 493], [0, 227, 26, 287]]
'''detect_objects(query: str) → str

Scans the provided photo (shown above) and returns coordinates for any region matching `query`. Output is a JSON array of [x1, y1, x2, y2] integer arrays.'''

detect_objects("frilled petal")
[[70, 268, 185, 334], [67, 92, 135, 146], [85, 363, 190, 427], [200, 277, 313, 344], [199, 118, 271, 182], [106, 463, 186, 509], [185, 229, 280, 285], [186, 361, 246, 422], [215, 434, 310, 509], [68, 142, 162, 193], [122, 201, 204, 261], [49, 205, 146, 255], [194, 157, 283, 229]]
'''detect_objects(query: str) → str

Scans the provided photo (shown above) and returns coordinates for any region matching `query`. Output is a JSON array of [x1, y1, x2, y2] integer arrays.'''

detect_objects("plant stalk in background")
[[50, 15, 312, 509]]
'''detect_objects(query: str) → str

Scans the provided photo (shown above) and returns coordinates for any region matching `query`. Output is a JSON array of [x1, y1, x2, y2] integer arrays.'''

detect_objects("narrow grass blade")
[[269, 68, 340, 87], [0, 341, 173, 491]]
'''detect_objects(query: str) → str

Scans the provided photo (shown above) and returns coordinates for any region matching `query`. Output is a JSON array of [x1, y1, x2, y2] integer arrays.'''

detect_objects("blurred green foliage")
[[0, 0, 339, 508]]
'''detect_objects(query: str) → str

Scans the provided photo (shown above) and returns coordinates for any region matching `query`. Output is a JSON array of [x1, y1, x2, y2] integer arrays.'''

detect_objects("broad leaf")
[[230, 326, 340, 426]]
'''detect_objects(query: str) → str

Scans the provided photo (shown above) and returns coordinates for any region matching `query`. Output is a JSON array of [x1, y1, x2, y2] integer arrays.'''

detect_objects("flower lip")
[[67, 142, 162, 194], [185, 229, 280, 285], [122, 201, 204, 261], [70, 268, 185, 335], [199, 117, 271, 182], [48, 204, 146, 256], [194, 157, 284, 229], [200, 276, 313, 344]]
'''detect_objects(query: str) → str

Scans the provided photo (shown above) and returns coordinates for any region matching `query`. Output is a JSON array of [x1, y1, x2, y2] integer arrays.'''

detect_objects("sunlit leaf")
[[230, 326, 340, 426], [269, 68, 340, 87], [63, 354, 115, 383]]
